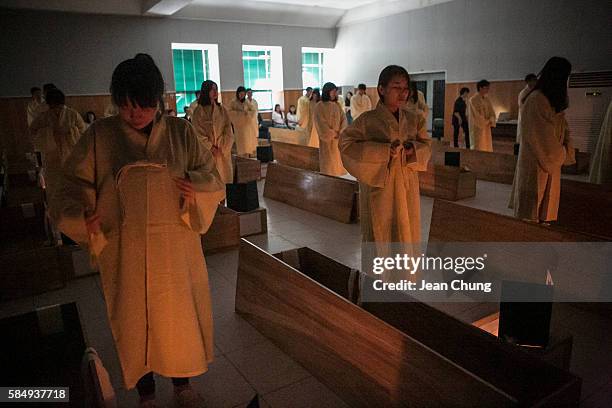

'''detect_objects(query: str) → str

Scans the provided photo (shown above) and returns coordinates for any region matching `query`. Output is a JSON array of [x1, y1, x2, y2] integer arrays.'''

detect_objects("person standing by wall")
[[452, 87, 470, 148], [468, 79, 496, 151]]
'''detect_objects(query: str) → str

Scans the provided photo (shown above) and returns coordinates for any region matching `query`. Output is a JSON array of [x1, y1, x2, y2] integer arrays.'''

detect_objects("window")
[[242, 45, 283, 111], [171, 43, 220, 116], [302, 49, 325, 90]]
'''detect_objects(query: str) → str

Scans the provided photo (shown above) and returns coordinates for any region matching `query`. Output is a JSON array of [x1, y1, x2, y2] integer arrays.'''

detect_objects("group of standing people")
[[451, 79, 496, 151]]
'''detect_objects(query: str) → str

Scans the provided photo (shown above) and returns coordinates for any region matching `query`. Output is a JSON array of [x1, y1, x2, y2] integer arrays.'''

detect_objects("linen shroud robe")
[[228, 99, 257, 156], [468, 94, 496, 152], [511, 90, 571, 221], [56, 115, 225, 389], [29, 105, 86, 212], [192, 103, 235, 184], [589, 100, 612, 185], [314, 100, 348, 176], [351, 93, 372, 120], [339, 102, 431, 243]]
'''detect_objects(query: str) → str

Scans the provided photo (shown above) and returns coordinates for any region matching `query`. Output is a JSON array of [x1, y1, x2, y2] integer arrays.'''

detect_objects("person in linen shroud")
[[306, 88, 321, 147], [55, 54, 225, 408], [511, 56, 575, 224], [297, 86, 313, 129], [228, 86, 257, 156], [350, 83, 373, 121], [468, 79, 496, 152], [26, 86, 44, 126], [314, 82, 348, 176], [589, 99, 612, 185], [29, 87, 87, 214], [405, 81, 429, 121], [191, 79, 235, 184], [245, 88, 260, 144], [516, 73, 538, 144], [340, 65, 431, 244]]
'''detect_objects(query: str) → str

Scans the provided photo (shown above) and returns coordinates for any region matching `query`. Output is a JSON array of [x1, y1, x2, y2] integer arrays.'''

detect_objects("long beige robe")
[[516, 85, 531, 144], [512, 91, 570, 222], [351, 93, 372, 120], [307, 101, 319, 148], [468, 94, 496, 151], [192, 103, 235, 184], [55, 115, 225, 389], [27, 99, 44, 126], [297, 95, 311, 129], [228, 99, 257, 156], [247, 97, 259, 145], [314, 101, 348, 176], [29, 105, 86, 209], [405, 90, 429, 121], [340, 103, 431, 243], [589, 100, 612, 184]]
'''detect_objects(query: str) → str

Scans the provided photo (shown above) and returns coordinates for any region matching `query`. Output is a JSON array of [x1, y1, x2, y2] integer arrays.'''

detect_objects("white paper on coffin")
[[239, 211, 264, 236]]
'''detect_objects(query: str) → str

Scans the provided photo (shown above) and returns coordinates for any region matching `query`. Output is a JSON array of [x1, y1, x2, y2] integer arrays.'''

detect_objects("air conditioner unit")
[[565, 71, 612, 153]]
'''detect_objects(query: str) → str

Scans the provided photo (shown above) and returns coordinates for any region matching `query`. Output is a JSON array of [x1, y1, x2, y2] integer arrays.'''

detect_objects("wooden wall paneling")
[[270, 140, 319, 171], [263, 163, 357, 223], [236, 240, 582, 407], [283, 89, 303, 111], [557, 179, 612, 240]]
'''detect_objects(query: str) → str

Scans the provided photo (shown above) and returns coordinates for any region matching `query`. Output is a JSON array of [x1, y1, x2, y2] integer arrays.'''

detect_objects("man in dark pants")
[[452, 87, 470, 148]]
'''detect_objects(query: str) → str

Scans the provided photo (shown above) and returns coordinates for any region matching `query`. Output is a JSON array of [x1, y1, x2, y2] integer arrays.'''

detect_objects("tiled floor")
[[1, 176, 610, 407]]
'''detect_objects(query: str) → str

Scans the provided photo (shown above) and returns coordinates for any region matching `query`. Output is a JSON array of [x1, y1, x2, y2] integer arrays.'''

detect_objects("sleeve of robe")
[[339, 115, 391, 188], [486, 97, 497, 128], [314, 103, 334, 143], [418, 91, 429, 119], [219, 107, 235, 155], [183, 122, 226, 234], [561, 115, 576, 166], [522, 95, 566, 174], [468, 97, 488, 131], [54, 127, 98, 247], [191, 106, 214, 151], [403, 114, 432, 172], [297, 97, 308, 126]]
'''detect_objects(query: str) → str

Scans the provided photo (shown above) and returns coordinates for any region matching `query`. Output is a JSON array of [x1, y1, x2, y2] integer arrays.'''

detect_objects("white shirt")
[[272, 111, 286, 126], [287, 112, 298, 127]]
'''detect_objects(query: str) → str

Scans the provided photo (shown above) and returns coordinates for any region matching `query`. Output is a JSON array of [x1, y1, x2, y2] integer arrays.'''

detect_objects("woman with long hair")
[[56, 53, 224, 407], [192, 79, 235, 183], [511, 56, 574, 223], [313, 82, 348, 176]]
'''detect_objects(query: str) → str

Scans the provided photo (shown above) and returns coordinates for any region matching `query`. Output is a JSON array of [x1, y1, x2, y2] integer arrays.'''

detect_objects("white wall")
[[336, 0, 612, 85], [0, 7, 335, 96]]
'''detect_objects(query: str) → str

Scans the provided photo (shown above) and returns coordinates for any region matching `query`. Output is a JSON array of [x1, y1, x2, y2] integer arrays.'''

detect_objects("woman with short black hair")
[[56, 53, 224, 407]]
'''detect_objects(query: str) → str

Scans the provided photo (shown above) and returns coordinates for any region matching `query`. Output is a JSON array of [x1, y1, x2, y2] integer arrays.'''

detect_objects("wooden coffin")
[[428, 199, 600, 243], [270, 141, 319, 172], [235, 240, 582, 407], [557, 179, 612, 240], [263, 163, 358, 223], [233, 156, 261, 183], [269, 127, 309, 145], [432, 141, 517, 184], [201, 205, 240, 254], [419, 164, 477, 201], [472, 312, 574, 370]]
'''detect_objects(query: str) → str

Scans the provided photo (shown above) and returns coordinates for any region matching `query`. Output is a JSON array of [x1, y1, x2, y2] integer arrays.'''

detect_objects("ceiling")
[[2, 0, 454, 28]]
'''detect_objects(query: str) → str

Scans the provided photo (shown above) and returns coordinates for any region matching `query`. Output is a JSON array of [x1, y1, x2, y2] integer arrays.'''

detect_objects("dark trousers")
[[453, 122, 470, 149], [136, 372, 190, 397]]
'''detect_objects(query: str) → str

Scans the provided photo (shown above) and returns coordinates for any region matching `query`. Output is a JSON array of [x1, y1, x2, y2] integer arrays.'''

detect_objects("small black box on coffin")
[[226, 181, 259, 212], [257, 145, 274, 163]]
